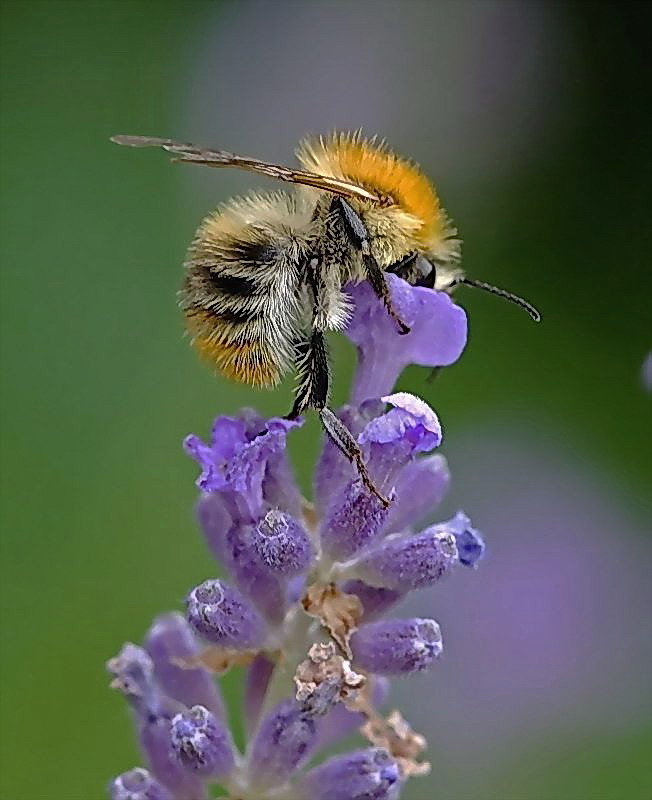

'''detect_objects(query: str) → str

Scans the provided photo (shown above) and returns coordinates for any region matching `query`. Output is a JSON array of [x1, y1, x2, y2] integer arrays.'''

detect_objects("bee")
[[112, 132, 539, 505]]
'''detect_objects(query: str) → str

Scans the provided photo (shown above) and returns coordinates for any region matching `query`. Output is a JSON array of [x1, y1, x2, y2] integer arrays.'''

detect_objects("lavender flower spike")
[[346, 272, 467, 404], [109, 236, 487, 798], [352, 618, 443, 675], [185, 579, 266, 649], [109, 768, 172, 800], [170, 705, 235, 779], [298, 748, 401, 800]]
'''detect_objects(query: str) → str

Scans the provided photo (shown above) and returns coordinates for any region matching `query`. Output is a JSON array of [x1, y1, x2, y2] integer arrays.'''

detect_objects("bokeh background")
[[1, 1, 650, 798]]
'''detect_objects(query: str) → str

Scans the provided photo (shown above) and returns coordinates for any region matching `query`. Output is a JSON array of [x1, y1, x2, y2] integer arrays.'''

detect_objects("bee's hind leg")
[[318, 407, 390, 508], [333, 197, 410, 336], [286, 329, 390, 508]]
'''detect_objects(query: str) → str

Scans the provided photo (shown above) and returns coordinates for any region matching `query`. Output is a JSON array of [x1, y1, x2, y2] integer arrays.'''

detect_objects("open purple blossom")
[[345, 273, 468, 404], [108, 278, 484, 799]]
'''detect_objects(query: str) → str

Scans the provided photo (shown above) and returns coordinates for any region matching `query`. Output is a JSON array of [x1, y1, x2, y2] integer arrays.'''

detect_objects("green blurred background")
[[1, 1, 650, 798]]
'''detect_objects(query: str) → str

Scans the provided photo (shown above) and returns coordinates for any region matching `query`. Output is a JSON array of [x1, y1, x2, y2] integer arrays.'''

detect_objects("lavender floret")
[[109, 768, 172, 800], [170, 705, 235, 778], [247, 698, 319, 788], [145, 613, 225, 720], [346, 273, 467, 404], [299, 748, 401, 800], [249, 509, 312, 575], [353, 528, 459, 592], [352, 618, 443, 675], [185, 579, 266, 648]]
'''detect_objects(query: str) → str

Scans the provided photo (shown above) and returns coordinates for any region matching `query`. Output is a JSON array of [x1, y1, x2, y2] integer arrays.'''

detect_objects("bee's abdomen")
[[180, 191, 313, 388], [184, 307, 283, 387]]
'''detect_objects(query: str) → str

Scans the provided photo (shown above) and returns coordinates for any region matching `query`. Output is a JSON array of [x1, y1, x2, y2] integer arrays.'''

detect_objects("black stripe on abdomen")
[[209, 272, 258, 296]]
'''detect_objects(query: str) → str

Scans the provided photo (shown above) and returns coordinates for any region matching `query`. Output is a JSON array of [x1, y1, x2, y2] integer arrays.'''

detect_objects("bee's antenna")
[[456, 277, 541, 322]]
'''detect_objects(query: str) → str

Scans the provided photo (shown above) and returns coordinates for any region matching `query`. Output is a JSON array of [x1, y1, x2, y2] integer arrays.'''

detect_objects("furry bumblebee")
[[112, 132, 539, 504]]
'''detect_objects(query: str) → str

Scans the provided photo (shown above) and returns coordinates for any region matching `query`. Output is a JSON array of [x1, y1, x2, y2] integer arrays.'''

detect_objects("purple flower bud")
[[298, 748, 401, 800], [224, 525, 287, 623], [249, 509, 312, 575], [106, 644, 158, 717], [140, 712, 208, 800], [185, 579, 266, 648], [145, 613, 225, 720], [196, 492, 235, 567], [443, 511, 485, 567], [341, 580, 403, 622], [247, 699, 319, 788], [170, 705, 235, 778], [321, 480, 391, 561], [346, 273, 467, 405], [352, 618, 443, 674], [354, 528, 458, 592], [384, 453, 450, 534], [109, 768, 172, 800]]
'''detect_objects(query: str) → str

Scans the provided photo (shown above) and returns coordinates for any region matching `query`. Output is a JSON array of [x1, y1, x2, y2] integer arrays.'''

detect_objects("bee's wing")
[[111, 135, 383, 204]]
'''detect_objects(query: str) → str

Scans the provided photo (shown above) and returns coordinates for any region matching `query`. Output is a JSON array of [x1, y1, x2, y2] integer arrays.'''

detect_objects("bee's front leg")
[[333, 197, 410, 336]]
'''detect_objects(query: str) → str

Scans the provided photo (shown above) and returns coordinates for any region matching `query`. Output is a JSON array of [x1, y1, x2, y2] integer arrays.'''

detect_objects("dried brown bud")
[[302, 582, 363, 657], [294, 642, 366, 715]]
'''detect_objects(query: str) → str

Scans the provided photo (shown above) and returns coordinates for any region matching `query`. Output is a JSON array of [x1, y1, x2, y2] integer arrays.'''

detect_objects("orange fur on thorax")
[[297, 132, 447, 251]]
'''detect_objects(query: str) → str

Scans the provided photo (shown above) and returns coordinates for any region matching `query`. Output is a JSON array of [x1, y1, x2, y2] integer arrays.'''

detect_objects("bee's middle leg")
[[286, 329, 390, 508], [333, 197, 410, 335]]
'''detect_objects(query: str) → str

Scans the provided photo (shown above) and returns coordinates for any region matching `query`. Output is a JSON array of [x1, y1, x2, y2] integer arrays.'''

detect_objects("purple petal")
[[346, 274, 467, 405], [185, 412, 302, 519], [244, 654, 276, 735], [362, 393, 441, 490], [383, 454, 450, 534], [341, 580, 404, 623], [441, 510, 486, 567], [362, 392, 442, 453], [144, 613, 225, 721], [298, 748, 401, 800], [351, 618, 443, 675]]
